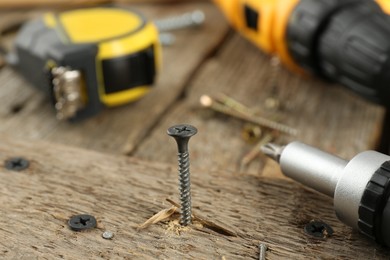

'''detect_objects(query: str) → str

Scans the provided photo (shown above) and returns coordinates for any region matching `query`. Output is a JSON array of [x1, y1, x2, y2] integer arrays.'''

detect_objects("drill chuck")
[[287, 0, 390, 104], [262, 142, 390, 246], [214, 0, 390, 106]]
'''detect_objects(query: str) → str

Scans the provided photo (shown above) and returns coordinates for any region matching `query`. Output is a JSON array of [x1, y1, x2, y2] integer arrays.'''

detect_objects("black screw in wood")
[[304, 220, 333, 239], [68, 214, 97, 231], [167, 124, 197, 226], [5, 157, 29, 171]]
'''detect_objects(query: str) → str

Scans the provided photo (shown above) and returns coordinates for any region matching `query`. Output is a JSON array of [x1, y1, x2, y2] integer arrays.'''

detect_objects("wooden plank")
[[0, 136, 388, 259], [0, 2, 229, 154], [0, 0, 111, 9], [133, 34, 386, 177], [0, 0, 198, 9]]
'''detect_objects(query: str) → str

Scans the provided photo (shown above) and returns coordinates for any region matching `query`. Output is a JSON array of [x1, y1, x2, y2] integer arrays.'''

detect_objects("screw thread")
[[167, 124, 197, 226], [178, 151, 192, 225], [250, 115, 297, 136]]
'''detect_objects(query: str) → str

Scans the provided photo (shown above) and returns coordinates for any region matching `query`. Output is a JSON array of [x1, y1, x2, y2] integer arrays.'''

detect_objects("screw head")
[[167, 124, 198, 138], [304, 220, 333, 239], [5, 157, 30, 171], [167, 124, 198, 153], [68, 214, 97, 231]]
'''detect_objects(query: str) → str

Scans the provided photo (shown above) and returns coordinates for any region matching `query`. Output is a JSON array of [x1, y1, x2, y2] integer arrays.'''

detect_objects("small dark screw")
[[5, 157, 30, 171], [68, 214, 97, 231], [167, 124, 198, 226], [304, 220, 333, 239]]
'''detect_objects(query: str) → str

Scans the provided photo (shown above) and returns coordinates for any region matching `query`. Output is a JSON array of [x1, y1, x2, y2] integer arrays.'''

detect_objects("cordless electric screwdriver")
[[262, 142, 390, 247], [214, 0, 390, 105]]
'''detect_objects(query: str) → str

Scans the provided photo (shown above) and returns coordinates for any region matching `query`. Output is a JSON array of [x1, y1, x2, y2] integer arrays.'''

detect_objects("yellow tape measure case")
[[12, 7, 161, 120]]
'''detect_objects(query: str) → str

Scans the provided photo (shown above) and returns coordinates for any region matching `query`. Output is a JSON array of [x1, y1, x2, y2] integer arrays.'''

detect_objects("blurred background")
[[0, 0, 388, 178]]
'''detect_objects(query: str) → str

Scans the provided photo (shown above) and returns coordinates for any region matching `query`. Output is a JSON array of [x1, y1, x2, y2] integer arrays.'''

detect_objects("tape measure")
[[12, 7, 161, 120]]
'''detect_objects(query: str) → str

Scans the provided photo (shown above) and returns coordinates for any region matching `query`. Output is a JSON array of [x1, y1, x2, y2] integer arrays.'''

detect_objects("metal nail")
[[259, 243, 268, 260]]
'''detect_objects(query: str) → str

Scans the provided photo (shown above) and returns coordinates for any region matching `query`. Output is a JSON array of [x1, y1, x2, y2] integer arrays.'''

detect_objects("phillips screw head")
[[68, 214, 97, 231], [5, 157, 30, 172], [304, 220, 333, 239], [167, 124, 198, 153]]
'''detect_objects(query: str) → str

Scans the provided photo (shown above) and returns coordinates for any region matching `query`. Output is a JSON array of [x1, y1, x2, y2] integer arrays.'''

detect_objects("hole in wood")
[[10, 103, 24, 114]]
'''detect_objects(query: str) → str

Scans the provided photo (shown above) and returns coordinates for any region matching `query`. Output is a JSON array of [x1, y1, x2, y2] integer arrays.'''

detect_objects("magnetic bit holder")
[[262, 141, 390, 247]]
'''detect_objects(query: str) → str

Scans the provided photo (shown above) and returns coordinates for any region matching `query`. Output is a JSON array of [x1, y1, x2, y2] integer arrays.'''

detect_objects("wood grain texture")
[[0, 2, 230, 154], [134, 34, 385, 177], [0, 136, 389, 259], [0, 3, 387, 259], [0, 0, 110, 9], [0, 0, 199, 9]]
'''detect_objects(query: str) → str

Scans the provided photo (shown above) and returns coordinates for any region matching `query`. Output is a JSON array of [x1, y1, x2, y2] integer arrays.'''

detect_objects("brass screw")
[[200, 95, 297, 136], [214, 93, 254, 116], [241, 124, 263, 144], [215, 93, 284, 124]]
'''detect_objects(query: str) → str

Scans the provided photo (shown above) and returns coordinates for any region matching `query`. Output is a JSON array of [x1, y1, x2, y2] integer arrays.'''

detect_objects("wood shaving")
[[138, 198, 238, 237], [166, 198, 237, 237], [165, 219, 191, 235], [138, 205, 177, 230]]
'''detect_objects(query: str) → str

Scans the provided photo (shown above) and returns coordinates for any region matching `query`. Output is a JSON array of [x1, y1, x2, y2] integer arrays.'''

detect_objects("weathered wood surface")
[[0, 2, 388, 258], [0, 136, 389, 259], [0, 2, 230, 154], [134, 33, 385, 177], [0, 0, 196, 9], [0, 0, 109, 9], [0, 3, 384, 167]]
